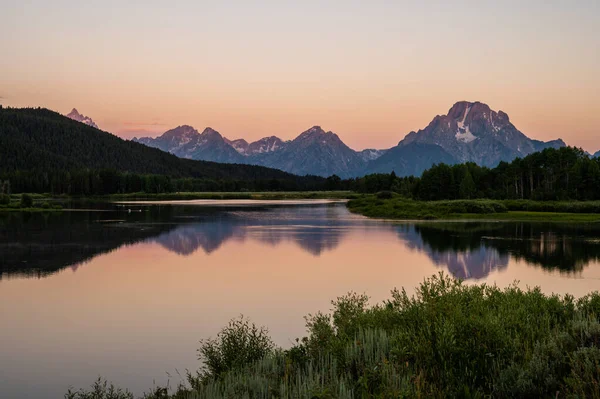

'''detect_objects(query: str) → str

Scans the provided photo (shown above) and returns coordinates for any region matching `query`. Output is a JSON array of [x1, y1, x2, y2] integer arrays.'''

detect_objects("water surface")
[[2, 201, 600, 398]]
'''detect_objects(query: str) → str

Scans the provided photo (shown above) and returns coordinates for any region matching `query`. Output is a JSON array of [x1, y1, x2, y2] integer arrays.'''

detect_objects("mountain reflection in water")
[[2, 203, 600, 280]]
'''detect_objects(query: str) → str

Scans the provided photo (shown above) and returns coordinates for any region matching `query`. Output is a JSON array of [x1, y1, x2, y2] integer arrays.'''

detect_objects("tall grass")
[[347, 195, 509, 219], [347, 194, 600, 220], [503, 199, 600, 213]]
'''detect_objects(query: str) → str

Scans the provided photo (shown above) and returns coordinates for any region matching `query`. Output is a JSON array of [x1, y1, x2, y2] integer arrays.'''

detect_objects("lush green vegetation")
[[0, 107, 330, 194], [0, 193, 63, 212], [2, 108, 599, 204], [348, 195, 508, 220], [347, 195, 600, 221], [68, 274, 600, 398], [350, 146, 600, 201]]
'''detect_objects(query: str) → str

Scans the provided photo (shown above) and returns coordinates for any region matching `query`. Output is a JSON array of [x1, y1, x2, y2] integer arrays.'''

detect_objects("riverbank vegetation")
[[347, 195, 600, 221], [68, 274, 600, 398], [352, 146, 600, 201], [2, 130, 597, 201], [0, 193, 63, 212]]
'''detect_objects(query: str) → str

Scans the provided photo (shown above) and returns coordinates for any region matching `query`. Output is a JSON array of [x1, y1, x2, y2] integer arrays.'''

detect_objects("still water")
[[2, 201, 600, 398]]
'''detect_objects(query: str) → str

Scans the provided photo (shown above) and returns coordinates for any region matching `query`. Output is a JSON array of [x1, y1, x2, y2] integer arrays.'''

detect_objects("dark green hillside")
[[0, 107, 325, 193], [0, 107, 305, 178]]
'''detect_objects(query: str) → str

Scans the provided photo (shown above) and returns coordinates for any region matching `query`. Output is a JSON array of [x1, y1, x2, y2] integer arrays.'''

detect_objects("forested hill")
[[352, 146, 600, 201], [0, 107, 317, 181]]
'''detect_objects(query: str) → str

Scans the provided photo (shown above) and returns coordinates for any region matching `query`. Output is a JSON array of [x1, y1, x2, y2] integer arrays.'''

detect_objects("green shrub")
[[20, 193, 33, 208], [41, 202, 51, 209], [197, 316, 274, 379], [0, 194, 9, 206], [376, 191, 394, 199]]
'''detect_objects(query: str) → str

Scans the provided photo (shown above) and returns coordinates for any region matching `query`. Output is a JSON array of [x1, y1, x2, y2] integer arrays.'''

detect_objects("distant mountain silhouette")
[[396, 101, 565, 168], [136, 126, 246, 164], [66, 108, 99, 129], [133, 101, 567, 177], [364, 142, 457, 177]]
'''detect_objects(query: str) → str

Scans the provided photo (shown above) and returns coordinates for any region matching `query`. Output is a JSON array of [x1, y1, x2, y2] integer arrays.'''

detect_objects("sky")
[[1, 0, 599, 151]]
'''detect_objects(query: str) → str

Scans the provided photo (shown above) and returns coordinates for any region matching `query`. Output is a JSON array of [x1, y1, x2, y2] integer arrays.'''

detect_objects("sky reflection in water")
[[1, 202, 600, 398]]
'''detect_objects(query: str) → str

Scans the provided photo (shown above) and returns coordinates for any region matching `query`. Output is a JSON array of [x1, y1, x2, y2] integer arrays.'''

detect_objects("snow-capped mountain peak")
[[66, 108, 99, 129], [133, 126, 243, 164], [397, 101, 565, 167]]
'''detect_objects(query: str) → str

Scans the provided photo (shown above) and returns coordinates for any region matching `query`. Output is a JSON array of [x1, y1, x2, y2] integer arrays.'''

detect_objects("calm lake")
[[2, 200, 600, 398]]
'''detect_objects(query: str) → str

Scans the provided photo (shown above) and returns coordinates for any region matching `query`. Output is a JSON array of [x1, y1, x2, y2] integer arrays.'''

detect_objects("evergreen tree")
[[459, 169, 476, 199]]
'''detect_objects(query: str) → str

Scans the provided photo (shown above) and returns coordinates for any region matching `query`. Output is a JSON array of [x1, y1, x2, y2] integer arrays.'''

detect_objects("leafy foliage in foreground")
[[71, 274, 600, 398]]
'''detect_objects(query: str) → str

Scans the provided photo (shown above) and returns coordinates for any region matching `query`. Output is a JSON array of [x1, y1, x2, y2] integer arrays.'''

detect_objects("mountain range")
[[133, 101, 567, 178]]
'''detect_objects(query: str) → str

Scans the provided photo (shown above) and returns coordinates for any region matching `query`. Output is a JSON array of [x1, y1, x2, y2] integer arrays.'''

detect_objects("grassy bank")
[[69, 273, 600, 398], [0, 193, 63, 212], [347, 194, 600, 221]]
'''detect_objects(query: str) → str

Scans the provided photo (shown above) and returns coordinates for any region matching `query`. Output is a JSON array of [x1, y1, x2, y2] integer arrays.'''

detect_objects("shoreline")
[[347, 195, 600, 222]]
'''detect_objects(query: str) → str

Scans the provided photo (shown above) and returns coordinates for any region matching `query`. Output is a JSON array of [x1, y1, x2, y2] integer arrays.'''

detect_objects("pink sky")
[[1, 1, 598, 151]]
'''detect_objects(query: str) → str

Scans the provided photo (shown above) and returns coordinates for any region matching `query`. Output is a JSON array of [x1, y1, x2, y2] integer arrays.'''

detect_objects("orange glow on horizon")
[[1, 1, 598, 151]]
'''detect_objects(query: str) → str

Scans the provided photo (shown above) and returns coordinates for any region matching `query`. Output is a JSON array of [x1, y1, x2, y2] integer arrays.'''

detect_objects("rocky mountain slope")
[[250, 126, 366, 177], [227, 136, 288, 156], [135, 125, 374, 177], [364, 143, 457, 177], [134, 126, 245, 164], [133, 101, 567, 177], [396, 101, 565, 168]]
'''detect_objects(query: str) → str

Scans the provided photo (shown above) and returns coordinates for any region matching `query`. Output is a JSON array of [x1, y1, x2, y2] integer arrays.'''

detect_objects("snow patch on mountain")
[[66, 108, 99, 129], [455, 105, 478, 143]]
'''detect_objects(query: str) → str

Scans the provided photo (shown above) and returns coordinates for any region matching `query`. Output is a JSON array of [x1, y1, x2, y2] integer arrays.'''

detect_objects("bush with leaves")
[[197, 316, 274, 380], [20, 193, 33, 208]]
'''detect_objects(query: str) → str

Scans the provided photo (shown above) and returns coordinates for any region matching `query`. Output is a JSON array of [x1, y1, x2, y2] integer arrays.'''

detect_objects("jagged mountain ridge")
[[226, 136, 288, 156], [132, 101, 566, 177], [66, 108, 99, 129], [134, 126, 245, 164], [397, 101, 565, 168], [135, 125, 380, 177], [249, 126, 367, 178], [358, 149, 387, 162]]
